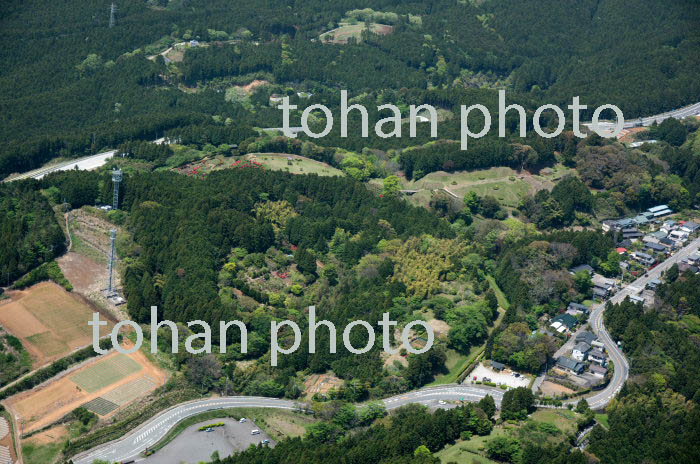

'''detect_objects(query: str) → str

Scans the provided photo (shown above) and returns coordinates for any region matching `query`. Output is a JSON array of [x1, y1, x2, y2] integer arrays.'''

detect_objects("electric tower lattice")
[[109, 3, 117, 28], [107, 229, 117, 294], [112, 168, 122, 210]]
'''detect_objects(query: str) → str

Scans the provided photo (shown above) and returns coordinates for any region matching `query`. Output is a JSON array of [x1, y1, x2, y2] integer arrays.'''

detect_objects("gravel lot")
[[468, 363, 531, 388], [144, 418, 274, 463]]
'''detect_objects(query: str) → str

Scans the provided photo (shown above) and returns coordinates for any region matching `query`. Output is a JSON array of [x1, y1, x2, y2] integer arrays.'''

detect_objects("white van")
[[251, 429, 260, 435]]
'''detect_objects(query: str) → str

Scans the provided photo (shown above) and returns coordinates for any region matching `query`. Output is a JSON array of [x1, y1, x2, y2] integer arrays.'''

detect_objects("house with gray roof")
[[556, 356, 585, 374]]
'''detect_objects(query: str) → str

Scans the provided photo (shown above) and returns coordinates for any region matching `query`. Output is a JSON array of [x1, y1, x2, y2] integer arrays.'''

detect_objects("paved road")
[[581, 236, 700, 409], [547, 237, 700, 409], [72, 386, 504, 464], [2, 138, 166, 183], [73, 238, 700, 463], [623, 101, 700, 128]]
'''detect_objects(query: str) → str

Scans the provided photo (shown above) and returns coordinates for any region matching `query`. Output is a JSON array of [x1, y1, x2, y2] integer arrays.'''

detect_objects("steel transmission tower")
[[109, 3, 117, 28], [112, 168, 122, 210], [107, 229, 117, 294]]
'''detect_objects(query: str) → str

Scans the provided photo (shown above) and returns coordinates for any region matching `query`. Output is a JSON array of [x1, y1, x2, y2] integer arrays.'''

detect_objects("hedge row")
[[0, 338, 111, 401], [12, 261, 73, 291], [64, 385, 201, 457]]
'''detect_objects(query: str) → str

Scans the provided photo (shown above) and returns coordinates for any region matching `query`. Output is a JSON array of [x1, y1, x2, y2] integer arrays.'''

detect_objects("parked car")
[[251, 429, 261, 435], [239, 418, 247, 423]]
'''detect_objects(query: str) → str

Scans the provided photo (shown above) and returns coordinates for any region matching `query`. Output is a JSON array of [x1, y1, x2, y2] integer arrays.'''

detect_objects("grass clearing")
[[69, 354, 143, 393], [246, 153, 344, 176], [429, 346, 482, 386], [595, 413, 609, 429], [22, 440, 63, 464], [319, 23, 393, 44], [486, 276, 510, 310], [529, 409, 578, 435]]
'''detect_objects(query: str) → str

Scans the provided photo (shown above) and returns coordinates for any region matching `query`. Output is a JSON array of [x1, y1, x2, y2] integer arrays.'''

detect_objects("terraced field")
[[69, 354, 142, 393]]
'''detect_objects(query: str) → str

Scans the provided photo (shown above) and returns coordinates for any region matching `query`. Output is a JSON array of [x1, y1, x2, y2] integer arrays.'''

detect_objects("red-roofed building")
[[616, 247, 627, 254]]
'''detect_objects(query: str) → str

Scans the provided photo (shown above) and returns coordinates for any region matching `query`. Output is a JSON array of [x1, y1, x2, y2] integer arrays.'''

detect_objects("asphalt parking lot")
[[143, 418, 274, 463]]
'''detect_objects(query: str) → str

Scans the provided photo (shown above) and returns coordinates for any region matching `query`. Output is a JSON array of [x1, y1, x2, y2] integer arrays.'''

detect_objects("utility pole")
[[109, 3, 117, 28]]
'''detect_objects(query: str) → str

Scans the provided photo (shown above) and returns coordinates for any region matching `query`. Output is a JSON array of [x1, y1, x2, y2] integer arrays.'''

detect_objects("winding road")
[[73, 386, 505, 464], [71, 237, 700, 464]]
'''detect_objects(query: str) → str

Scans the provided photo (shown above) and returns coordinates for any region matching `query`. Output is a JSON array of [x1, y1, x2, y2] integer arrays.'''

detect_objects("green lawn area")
[[247, 154, 343, 177], [486, 276, 510, 310], [401, 167, 534, 208], [595, 413, 610, 429], [529, 409, 578, 435], [319, 23, 393, 43], [436, 426, 509, 463], [428, 346, 483, 386], [22, 441, 63, 464], [408, 167, 518, 189], [453, 180, 531, 208]]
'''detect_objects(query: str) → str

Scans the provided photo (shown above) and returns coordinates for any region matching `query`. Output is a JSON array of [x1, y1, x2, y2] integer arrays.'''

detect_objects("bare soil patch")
[[539, 380, 576, 397], [0, 282, 113, 366], [6, 347, 167, 434], [242, 79, 270, 93], [303, 373, 343, 398]]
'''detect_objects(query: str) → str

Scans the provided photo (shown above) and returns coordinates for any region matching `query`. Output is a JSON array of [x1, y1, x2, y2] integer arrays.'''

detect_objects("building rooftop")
[[570, 264, 594, 275], [576, 331, 597, 345], [648, 205, 670, 213], [552, 313, 578, 329], [574, 342, 591, 353], [557, 356, 584, 372]]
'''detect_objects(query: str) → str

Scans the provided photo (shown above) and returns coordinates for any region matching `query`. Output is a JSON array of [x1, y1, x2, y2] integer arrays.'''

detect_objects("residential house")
[[575, 331, 597, 346], [645, 242, 667, 253], [659, 237, 676, 249], [681, 221, 700, 234], [633, 215, 650, 226], [590, 365, 608, 378], [648, 205, 673, 218], [556, 356, 585, 375], [491, 361, 505, 371], [686, 251, 700, 266], [567, 302, 590, 315], [570, 264, 594, 275], [572, 342, 591, 362], [588, 349, 608, 366], [646, 279, 662, 290], [550, 314, 578, 333], [634, 252, 656, 266], [629, 294, 645, 305], [622, 228, 643, 239], [669, 230, 689, 243], [592, 274, 616, 298]]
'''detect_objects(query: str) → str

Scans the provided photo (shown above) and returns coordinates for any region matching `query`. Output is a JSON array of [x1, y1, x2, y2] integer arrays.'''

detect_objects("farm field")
[[319, 23, 393, 44], [5, 349, 167, 434], [0, 282, 113, 366]]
